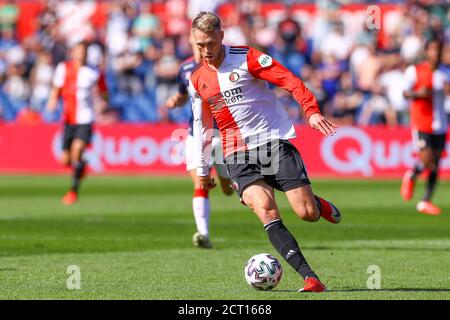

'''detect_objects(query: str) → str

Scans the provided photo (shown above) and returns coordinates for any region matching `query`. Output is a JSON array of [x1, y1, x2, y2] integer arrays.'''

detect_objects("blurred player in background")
[[401, 38, 449, 215], [189, 12, 341, 292], [46, 41, 107, 205], [165, 35, 233, 249]]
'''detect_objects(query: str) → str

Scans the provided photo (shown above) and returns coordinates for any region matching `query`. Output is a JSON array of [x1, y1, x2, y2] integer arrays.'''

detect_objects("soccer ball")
[[244, 253, 283, 291]]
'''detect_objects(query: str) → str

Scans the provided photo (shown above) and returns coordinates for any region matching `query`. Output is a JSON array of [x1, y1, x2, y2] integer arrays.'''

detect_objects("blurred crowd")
[[0, 0, 449, 126]]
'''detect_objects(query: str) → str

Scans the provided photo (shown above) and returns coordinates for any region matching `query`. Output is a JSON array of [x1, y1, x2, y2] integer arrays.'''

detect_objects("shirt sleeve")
[[246, 47, 321, 118], [188, 79, 214, 177], [403, 65, 417, 91], [53, 62, 66, 88], [177, 68, 188, 95]]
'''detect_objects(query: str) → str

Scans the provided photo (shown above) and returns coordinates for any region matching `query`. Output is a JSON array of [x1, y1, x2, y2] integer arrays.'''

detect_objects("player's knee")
[[250, 199, 279, 221], [193, 181, 203, 190], [294, 202, 320, 222], [423, 160, 436, 171], [60, 153, 71, 167], [71, 150, 83, 163]]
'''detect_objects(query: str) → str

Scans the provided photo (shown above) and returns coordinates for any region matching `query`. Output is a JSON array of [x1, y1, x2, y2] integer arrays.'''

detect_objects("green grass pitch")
[[0, 175, 449, 300]]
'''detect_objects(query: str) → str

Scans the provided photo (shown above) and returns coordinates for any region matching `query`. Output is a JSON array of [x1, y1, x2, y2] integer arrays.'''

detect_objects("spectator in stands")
[[301, 64, 328, 113], [3, 46, 30, 103], [110, 31, 145, 96], [0, 0, 448, 126], [326, 72, 363, 125], [222, 8, 247, 46], [155, 38, 180, 122], [353, 42, 382, 94], [268, 11, 306, 77], [359, 83, 397, 126], [55, 0, 97, 47], [320, 20, 353, 63], [0, 0, 19, 32], [0, 25, 17, 55], [29, 50, 54, 115], [318, 53, 345, 101], [132, 2, 160, 53], [251, 15, 276, 51], [377, 56, 409, 125]]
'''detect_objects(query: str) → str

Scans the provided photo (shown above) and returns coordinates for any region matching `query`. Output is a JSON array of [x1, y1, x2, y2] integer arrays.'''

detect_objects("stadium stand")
[[0, 0, 448, 125]]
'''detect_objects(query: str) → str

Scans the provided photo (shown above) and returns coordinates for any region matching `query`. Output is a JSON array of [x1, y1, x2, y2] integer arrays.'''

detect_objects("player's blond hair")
[[192, 12, 221, 33]]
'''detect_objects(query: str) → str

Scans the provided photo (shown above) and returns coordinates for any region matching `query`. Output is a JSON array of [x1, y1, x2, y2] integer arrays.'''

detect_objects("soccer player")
[[47, 41, 107, 205], [401, 38, 449, 215], [166, 36, 233, 249], [188, 12, 341, 292]]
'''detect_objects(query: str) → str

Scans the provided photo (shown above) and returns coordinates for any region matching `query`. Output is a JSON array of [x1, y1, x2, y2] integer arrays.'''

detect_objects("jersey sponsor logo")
[[258, 54, 272, 68], [229, 71, 240, 83], [207, 87, 244, 111]]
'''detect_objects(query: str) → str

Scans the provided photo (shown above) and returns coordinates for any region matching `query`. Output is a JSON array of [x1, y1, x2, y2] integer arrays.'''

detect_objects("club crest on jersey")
[[229, 71, 240, 83], [258, 54, 272, 68]]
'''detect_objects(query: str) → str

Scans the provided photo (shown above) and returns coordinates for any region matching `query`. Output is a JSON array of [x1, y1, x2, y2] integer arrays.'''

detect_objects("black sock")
[[423, 169, 438, 201], [264, 219, 317, 280], [411, 163, 424, 180], [314, 196, 322, 212], [71, 161, 85, 193]]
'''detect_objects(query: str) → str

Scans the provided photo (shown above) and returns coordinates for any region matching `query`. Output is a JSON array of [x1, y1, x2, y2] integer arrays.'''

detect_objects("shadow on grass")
[[329, 288, 450, 293], [0, 268, 19, 272], [270, 288, 450, 293], [304, 246, 450, 252]]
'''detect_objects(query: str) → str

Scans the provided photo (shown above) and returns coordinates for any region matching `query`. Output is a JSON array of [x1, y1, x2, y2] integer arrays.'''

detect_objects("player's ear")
[[219, 30, 224, 41]]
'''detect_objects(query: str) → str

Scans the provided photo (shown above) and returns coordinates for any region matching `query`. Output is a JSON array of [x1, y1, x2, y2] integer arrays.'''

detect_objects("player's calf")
[[285, 187, 320, 222], [264, 219, 321, 284], [292, 202, 320, 222]]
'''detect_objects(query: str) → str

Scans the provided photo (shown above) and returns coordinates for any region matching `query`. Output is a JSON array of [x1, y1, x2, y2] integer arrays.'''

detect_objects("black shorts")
[[225, 140, 310, 198], [413, 130, 447, 151], [62, 124, 93, 151]]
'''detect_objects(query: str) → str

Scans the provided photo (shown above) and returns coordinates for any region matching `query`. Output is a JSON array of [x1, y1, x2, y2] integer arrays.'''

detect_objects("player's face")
[[71, 44, 87, 64], [192, 29, 224, 66], [426, 41, 441, 65]]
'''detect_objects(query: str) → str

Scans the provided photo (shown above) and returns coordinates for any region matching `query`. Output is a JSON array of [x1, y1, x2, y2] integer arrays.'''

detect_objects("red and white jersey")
[[188, 46, 321, 175], [53, 61, 106, 125], [404, 62, 449, 134]]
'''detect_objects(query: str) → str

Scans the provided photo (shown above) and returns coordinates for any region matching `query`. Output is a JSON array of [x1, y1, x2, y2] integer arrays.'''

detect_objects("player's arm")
[[46, 86, 61, 113], [403, 65, 431, 99], [444, 78, 450, 96], [166, 67, 190, 109], [188, 79, 216, 190], [166, 92, 189, 109], [246, 47, 337, 136], [404, 88, 431, 99], [46, 62, 65, 113]]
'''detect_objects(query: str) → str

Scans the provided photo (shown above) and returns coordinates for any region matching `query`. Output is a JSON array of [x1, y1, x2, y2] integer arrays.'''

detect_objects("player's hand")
[[404, 87, 431, 99], [308, 113, 338, 137], [415, 87, 431, 98], [46, 100, 57, 113], [165, 96, 178, 109], [198, 175, 217, 190], [403, 90, 414, 99]]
